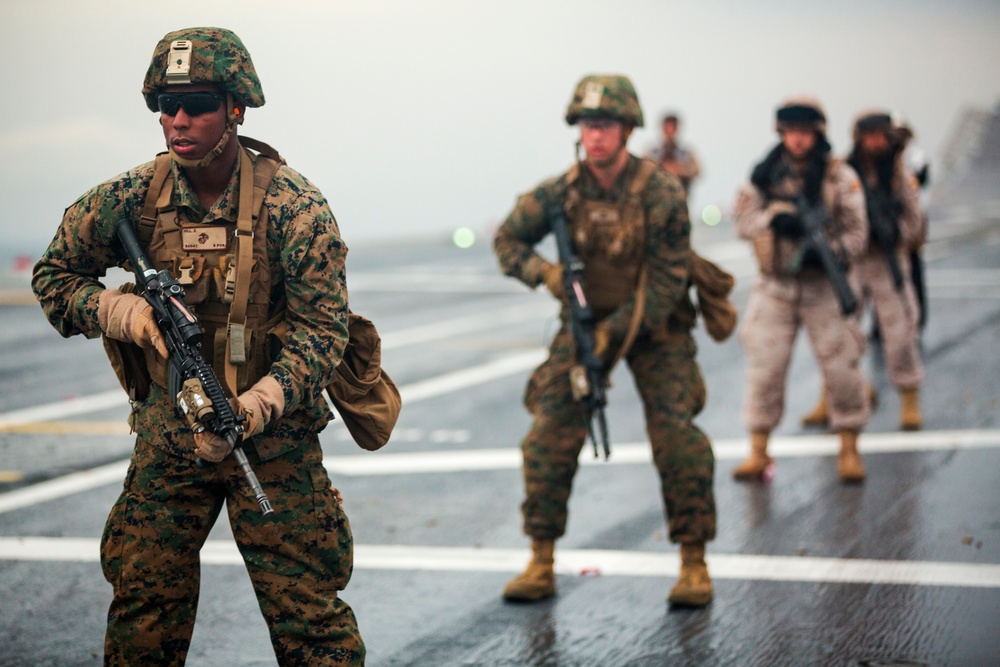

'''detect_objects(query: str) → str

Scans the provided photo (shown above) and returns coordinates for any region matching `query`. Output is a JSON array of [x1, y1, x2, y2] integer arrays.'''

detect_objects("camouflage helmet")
[[142, 27, 265, 112], [565, 75, 644, 128], [775, 95, 826, 134]]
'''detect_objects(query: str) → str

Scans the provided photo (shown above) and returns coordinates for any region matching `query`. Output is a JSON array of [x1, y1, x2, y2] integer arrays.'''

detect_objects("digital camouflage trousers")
[[100, 433, 364, 666], [519, 326, 716, 544]]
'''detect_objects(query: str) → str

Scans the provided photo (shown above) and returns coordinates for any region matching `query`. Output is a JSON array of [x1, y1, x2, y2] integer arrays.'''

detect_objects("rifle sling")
[[223, 140, 283, 395], [220, 149, 257, 394], [607, 158, 657, 373], [138, 153, 172, 247], [608, 266, 646, 373]]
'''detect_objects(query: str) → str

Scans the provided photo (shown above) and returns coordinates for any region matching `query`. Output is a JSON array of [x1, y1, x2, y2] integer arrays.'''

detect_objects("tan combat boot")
[[899, 387, 922, 431], [801, 391, 829, 428], [732, 431, 772, 480], [502, 539, 555, 602], [668, 542, 713, 607], [803, 384, 878, 429], [837, 430, 865, 483]]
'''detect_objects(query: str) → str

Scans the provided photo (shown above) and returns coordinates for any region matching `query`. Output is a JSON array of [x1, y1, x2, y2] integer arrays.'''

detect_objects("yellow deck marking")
[[0, 421, 131, 436], [0, 289, 38, 306]]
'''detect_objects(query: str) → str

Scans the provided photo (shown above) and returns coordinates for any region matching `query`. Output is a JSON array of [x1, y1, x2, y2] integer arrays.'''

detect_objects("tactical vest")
[[755, 157, 844, 278], [138, 137, 284, 396], [563, 158, 658, 319]]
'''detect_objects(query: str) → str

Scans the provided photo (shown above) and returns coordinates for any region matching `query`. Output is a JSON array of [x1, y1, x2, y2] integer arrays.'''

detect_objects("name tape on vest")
[[181, 226, 230, 252]]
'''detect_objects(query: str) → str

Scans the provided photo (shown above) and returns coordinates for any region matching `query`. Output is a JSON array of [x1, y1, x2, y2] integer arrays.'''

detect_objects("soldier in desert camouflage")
[[32, 27, 364, 665], [731, 96, 871, 484], [800, 111, 925, 432], [494, 75, 717, 608], [649, 112, 701, 194]]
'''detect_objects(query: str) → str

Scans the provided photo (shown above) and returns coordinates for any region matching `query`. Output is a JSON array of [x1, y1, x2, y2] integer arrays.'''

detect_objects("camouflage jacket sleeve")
[[732, 180, 772, 241], [892, 157, 924, 251], [603, 169, 691, 341], [829, 161, 868, 262], [264, 166, 349, 415], [493, 175, 563, 288], [31, 166, 154, 339]]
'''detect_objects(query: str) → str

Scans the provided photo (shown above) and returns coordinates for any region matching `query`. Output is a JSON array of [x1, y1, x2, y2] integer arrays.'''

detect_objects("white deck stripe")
[[0, 537, 996, 588], [0, 348, 547, 433], [0, 391, 126, 429], [0, 311, 550, 430], [0, 350, 546, 514], [0, 461, 129, 515], [322, 429, 1000, 476], [381, 304, 551, 350], [1, 429, 996, 514], [398, 349, 545, 403], [348, 273, 522, 293]]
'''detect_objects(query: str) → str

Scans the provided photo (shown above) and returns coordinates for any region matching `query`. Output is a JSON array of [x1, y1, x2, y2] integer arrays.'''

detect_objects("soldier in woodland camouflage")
[[494, 75, 717, 608], [32, 27, 364, 665]]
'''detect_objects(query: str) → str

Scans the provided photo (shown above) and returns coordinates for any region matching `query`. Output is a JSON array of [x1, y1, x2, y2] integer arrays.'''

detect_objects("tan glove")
[[193, 428, 234, 463], [541, 262, 564, 300], [592, 323, 613, 361], [192, 375, 285, 462], [98, 289, 168, 358]]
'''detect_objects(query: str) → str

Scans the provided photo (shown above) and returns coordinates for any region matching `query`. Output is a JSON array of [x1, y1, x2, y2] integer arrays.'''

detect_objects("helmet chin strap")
[[169, 93, 239, 169]]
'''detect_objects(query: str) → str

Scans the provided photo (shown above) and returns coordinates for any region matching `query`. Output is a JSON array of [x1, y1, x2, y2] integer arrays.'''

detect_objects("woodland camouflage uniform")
[[32, 27, 363, 665], [494, 74, 716, 607], [495, 159, 716, 544]]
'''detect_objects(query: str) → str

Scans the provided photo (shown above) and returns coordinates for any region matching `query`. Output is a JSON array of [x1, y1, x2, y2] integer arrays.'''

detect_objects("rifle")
[[114, 219, 274, 515], [547, 205, 610, 459], [790, 193, 859, 317], [865, 188, 905, 290]]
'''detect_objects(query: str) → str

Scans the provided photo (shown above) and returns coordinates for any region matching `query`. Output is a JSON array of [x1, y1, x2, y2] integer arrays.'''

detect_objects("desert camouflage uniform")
[[32, 151, 363, 665], [853, 156, 925, 390], [494, 154, 716, 545], [733, 155, 871, 433], [650, 139, 701, 194]]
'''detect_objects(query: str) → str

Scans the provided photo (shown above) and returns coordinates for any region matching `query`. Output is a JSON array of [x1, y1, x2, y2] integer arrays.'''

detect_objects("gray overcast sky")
[[2, 0, 999, 261]]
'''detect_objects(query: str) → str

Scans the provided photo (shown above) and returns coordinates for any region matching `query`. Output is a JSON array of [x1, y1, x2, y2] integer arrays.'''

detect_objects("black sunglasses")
[[157, 92, 227, 117]]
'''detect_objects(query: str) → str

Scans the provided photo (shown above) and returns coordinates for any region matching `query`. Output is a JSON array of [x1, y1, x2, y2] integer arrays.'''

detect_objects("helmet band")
[[776, 104, 825, 125]]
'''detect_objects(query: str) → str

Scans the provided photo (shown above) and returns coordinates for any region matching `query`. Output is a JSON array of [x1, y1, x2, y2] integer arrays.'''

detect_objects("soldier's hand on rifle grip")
[[593, 323, 613, 362], [770, 212, 805, 240], [763, 200, 799, 239], [191, 376, 284, 463], [541, 262, 565, 301], [97, 289, 168, 358], [193, 430, 234, 463]]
